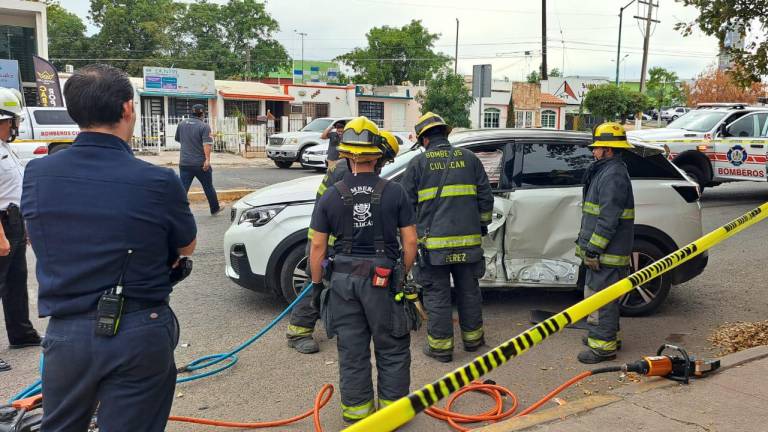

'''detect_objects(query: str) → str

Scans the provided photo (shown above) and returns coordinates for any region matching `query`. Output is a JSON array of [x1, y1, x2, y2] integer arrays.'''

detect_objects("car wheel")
[[274, 160, 293, 169], [672, 115, 679, 120], [619, 239, 671, 316], [279, 242, 309, 302], [48, 142, 71, 154], [679, 164, 707, 193]]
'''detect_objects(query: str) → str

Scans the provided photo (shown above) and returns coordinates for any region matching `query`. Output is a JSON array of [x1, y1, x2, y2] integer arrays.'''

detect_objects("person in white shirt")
[[0, 87, 41, 373]]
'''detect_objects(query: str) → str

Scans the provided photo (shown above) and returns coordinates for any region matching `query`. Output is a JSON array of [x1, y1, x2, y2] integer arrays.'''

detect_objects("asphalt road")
[[179, 165, 321, 191], [2, 180, 767, 432]]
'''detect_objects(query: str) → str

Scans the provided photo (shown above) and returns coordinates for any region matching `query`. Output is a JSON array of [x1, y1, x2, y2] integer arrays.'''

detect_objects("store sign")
[[142, 67, 215, 95], [0, 59, 21, 91]]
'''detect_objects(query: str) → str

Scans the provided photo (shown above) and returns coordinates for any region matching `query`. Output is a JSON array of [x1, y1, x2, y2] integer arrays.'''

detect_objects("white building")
[[0, 0, 48, 103]]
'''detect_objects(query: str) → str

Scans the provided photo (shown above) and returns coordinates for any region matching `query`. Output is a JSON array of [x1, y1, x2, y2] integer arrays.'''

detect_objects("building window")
[[0, 25, 37, 83], [358, 101, 384, 127], [224, 100, 261, 124], [515, 110, 534, 128], [168, 98, 208, 124], [483, 108, 501, 128], [541, 109, 557, 129], [303, 102, 330, 120]]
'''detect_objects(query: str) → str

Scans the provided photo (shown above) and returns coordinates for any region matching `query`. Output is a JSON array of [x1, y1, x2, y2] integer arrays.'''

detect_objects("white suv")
[[266, 117, 351, 169], [225, 129, 707, 316]]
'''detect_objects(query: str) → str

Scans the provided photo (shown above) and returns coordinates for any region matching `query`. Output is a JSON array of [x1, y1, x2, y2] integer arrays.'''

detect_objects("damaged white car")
[[224, 129, 707, 316]]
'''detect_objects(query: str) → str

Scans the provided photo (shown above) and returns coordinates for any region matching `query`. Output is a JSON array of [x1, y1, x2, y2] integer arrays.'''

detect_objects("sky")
[[59, 0, 722, 81]]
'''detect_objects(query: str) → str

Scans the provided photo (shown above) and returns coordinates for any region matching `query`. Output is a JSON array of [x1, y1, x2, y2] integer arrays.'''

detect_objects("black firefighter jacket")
[[401, 137, 494, 265]]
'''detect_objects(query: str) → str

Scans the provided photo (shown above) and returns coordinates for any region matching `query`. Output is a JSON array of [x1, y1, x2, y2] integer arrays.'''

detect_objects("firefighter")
[[308, 117, 417, 422], [576, 122, 635, 364], [286, 130, 401, 354], [401, 112, 494, 363]]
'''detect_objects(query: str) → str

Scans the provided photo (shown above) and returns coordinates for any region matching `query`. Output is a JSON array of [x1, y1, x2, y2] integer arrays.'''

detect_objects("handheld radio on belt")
[[95, 249, 133, 337]]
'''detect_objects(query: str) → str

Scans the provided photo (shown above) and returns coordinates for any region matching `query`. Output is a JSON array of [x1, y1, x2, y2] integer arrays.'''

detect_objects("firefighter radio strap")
[[418, 145, 455, 265]]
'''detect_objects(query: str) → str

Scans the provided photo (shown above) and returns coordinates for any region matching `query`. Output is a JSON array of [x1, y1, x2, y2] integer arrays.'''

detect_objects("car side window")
[[518, 143, 593, 188], [726, 113, 768, 137], [469, 144, 504, 190]]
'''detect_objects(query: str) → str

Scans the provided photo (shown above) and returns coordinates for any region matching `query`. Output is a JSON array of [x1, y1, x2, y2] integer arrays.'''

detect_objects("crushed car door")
[[713, 112, 768, 182], [468, 141, 512, 285], [501, 140, 594, 288]]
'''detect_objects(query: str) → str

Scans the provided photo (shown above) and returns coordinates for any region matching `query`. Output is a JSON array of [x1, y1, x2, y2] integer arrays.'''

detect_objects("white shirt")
[[0, 139, 24, 210]]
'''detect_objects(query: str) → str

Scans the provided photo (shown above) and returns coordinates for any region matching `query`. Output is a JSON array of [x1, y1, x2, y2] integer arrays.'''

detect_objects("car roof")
[[694, 104, 768, 112], [450, 128, 664, 154]]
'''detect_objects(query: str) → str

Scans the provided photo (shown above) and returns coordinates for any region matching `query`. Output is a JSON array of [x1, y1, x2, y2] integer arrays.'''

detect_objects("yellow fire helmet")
[[338, 116, 383, 159], [414, 112, 452, 138], [589, 122, 634, 149], [378, 130, 400, 163]]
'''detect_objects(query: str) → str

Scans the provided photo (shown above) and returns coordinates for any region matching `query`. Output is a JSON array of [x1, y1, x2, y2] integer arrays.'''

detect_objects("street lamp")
[[610, 54, 630, 84], [294, 30, 308, 84], [616, 0, 636, 85]]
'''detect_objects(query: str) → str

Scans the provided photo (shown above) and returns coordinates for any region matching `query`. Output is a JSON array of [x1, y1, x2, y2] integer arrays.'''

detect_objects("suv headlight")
[[287, 137, 299, 145], [238, 204, 287, 226]]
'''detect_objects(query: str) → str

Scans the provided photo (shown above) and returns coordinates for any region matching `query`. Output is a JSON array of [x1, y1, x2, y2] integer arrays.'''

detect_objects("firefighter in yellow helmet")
[[307, 117, 418, 422], [401, 112, 494, 363], [286, 127, 401, 354], [576, 122, 635, 364]]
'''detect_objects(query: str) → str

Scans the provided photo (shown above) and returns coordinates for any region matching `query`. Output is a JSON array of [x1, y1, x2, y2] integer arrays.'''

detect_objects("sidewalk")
[[137, 152, 274, 168], [479, 346, 768, 431]]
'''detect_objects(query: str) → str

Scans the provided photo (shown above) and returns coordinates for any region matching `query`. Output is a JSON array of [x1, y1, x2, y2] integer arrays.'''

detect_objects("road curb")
[[188, 189, 255, 203], [475, 345, 768, 431]]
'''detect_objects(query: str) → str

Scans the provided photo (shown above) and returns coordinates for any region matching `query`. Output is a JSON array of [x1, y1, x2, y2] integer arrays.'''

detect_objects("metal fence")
[[132, 115, 267, 155]]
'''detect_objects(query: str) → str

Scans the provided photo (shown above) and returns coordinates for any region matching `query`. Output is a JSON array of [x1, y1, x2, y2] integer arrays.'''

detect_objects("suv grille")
[[269, 137, 285, 146]]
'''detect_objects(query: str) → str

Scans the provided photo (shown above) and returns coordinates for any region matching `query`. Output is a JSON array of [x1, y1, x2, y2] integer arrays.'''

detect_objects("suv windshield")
[[301, 118, 334, 132], [667, 110, 728, 132]]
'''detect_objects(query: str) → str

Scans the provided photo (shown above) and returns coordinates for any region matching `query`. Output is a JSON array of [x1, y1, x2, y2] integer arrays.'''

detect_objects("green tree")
[[171, 0, 289, 79], [676, 0, 768, 84], [646, 67, 684, 110], [526, 70, 540, 83], [416, 71, 472, 128], [336, 20, 450, 85], [583, 85, 651, 123], [549, 68, 562, 77], [46, 1, 91, 71], [89, 0, 181, 75]]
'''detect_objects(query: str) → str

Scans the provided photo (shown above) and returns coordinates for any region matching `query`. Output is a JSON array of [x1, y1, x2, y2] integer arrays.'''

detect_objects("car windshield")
[[301, 118, 334, 132], [667, 111, 728, 132], [381, 148, 421, 178]]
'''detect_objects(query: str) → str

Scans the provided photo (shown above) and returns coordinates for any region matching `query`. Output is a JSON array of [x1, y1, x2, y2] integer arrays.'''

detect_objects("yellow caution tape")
[[344, 202, 768, 432]]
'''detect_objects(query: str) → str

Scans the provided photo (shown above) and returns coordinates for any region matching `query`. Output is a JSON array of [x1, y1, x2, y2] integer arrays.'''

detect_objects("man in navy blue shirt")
[[22, 64, 197, 432]]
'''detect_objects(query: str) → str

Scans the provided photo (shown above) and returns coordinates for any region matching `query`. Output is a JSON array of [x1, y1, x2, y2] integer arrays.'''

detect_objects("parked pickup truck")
[[13, 107, 79, 163]]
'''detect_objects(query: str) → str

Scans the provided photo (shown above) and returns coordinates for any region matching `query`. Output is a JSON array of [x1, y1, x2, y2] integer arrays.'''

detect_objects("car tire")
[[672, 115, 679, 121], [274, 160, 293, 169], [618, 238, 671, 316], [679, 164, 707, 192], [279, 242, 309, 302]]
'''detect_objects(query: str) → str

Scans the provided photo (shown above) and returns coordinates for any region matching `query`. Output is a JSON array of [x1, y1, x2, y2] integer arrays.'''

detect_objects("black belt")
[[55, 298, 169, 319]]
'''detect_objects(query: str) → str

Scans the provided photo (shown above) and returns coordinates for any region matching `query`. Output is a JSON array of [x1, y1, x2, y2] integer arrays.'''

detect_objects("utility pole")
[[454, 19, 459, 74], [615, 0, 636, 85], [541, 0, 547, 80], [295, 31, 308, 84], [635, 0, 659, 93]]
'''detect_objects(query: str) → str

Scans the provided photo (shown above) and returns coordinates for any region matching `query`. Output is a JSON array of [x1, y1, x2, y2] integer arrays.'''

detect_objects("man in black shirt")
[[309, 117, 417, 422]]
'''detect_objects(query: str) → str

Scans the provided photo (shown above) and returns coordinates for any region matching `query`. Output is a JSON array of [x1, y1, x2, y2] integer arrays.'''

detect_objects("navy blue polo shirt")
[[22, 132, 197, 317]]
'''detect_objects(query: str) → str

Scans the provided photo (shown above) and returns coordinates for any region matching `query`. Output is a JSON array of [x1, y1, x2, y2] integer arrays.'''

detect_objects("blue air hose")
[[9, 283, 313, 401]]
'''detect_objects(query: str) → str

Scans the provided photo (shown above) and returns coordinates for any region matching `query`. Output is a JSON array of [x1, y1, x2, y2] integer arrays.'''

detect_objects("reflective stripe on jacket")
[[401, 137, 494, 263], [576, 156, 634, 268]]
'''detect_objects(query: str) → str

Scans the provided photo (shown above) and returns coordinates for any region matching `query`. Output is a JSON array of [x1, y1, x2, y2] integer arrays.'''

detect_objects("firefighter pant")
[[325, 255, 410, 421], [287, 293, 318, 340], [416, 261, 485, 352], [584, 266, 628, 352]]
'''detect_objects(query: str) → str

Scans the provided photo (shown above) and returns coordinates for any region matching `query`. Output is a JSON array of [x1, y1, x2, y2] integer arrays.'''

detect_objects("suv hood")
[[241, 175, 323, 207], [271, 131, 320, 139]]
